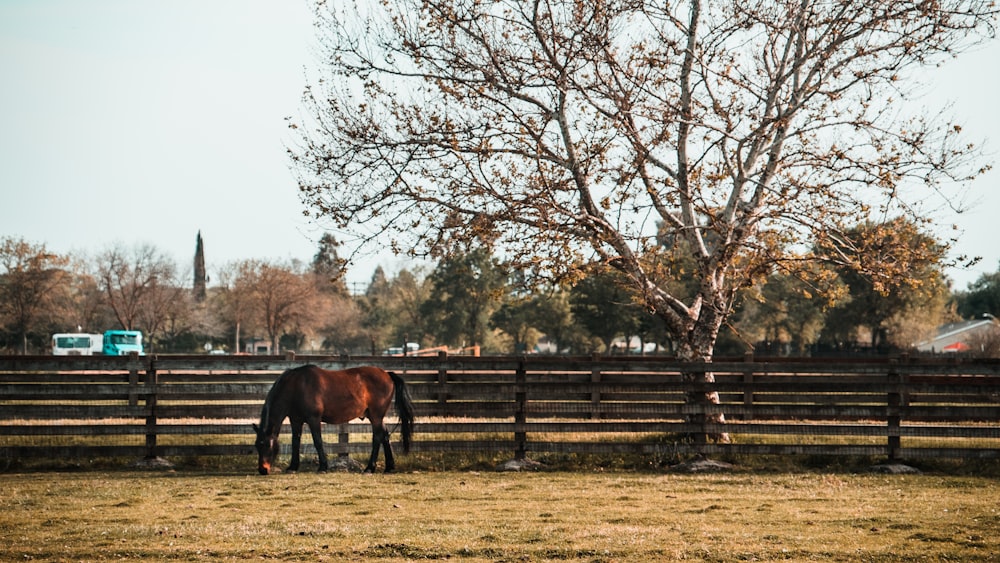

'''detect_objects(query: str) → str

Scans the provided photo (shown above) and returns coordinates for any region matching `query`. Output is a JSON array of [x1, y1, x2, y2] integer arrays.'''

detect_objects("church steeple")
[[193, 231, 206, 302]]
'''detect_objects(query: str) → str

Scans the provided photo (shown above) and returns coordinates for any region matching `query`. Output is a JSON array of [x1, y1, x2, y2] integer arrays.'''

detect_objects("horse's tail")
[[388, 371, 415, 454]]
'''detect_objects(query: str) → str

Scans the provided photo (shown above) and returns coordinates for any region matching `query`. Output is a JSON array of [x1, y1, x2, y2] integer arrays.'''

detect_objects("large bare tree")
[[94, 243, 177, 332], [292, 0, 995, 438], [220, 259, 320, 354], [213, 261, 260, 354], [293, 1, 992, 434], [292, 0, 994, 362]]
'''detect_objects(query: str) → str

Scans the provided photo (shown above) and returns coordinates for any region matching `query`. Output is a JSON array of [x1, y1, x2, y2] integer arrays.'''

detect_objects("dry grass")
[[1, 467, 999, 562]]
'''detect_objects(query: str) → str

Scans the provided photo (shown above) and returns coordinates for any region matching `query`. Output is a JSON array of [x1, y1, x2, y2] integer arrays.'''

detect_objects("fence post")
[[689, 364, 708, 448], [437, 350, 448, 415], [899, 352, 911, 410], [127, 353, 141, 407], [743, 352, 754, 421], [590, 353, 601, 420], [887, 358, 901, 462], [514, 358, 527, 460], [143, 354, 159, 460], [336, 424, 350, 458]]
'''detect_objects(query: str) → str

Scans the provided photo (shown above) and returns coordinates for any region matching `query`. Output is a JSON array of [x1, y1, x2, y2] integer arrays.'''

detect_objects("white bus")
[[51, 333, 103, 356]]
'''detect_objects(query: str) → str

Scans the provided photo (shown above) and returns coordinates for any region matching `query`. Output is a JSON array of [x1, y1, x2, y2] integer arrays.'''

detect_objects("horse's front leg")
[[288, 422, 303, 473], [308, 419, 328, 473]]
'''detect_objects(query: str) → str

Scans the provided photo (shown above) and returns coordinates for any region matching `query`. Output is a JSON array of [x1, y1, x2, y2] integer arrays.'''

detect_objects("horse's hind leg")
[[365, 430, 381, 473], [365, 396, 398, 474], [365, 420, 396, 473], [382, 431, 396, 473]]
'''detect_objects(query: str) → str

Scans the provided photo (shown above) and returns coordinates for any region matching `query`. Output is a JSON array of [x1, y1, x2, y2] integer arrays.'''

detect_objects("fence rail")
[[1, 354, 999, 465]]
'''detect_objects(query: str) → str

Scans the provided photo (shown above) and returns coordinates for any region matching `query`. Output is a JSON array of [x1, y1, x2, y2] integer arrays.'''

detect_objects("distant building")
[[244, 338, 272, 355], [916, 316, 996, 353]]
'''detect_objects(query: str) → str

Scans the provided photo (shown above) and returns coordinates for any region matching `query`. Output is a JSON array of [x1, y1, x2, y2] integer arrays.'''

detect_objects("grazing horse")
[[252, 365, 414, 475]]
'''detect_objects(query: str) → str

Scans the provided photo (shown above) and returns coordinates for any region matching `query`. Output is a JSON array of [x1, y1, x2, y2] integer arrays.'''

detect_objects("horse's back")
[[303, 364, 392, 389], [287, 363, 387, 381], [288, 365, 394, 423]]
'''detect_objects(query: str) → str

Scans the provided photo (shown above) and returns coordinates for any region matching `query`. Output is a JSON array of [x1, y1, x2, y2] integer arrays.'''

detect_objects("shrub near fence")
[[1, 354, 999, 466]]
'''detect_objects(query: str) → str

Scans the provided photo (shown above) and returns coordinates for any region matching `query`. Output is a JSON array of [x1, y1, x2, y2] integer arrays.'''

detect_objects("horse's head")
[[252, 423, 278, 475]]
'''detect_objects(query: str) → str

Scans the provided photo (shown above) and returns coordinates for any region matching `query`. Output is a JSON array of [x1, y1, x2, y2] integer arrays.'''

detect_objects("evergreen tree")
[[421, 248, 505, 350], [569, 267, 643, 354], [193, 231, 206, 303], [312, 233, 349, 296]]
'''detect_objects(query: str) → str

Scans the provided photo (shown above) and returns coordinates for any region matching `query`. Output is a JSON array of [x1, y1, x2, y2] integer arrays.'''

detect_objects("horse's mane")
[[259, 368, 294, 434]]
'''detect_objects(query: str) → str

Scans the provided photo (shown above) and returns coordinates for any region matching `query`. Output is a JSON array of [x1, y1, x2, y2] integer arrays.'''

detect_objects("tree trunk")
[[680, 359, 730, 444], [678, 321, 731, 444]]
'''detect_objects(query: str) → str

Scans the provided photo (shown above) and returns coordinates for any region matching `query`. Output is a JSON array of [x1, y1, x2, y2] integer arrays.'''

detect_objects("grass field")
[[2, 462, 999, 562]]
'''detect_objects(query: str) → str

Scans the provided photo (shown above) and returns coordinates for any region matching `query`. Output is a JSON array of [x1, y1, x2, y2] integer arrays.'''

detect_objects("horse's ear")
[[251, 423, 259, 434]]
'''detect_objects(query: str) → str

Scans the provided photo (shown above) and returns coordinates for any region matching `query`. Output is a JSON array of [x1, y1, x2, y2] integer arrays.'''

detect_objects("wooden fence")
[[1, 354, 999, 466]]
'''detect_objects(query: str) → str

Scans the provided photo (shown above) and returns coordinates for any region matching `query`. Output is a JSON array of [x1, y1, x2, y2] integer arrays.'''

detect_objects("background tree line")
[[3, 225, 999, 357]]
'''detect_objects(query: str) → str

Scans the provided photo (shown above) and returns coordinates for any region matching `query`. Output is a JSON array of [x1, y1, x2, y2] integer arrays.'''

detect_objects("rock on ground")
[[669, 458, 735, 473], [327, 456, 365, 472], [496, 458, 542, 472], [132, 456, 175, 470], [868, 463, 921, 474]]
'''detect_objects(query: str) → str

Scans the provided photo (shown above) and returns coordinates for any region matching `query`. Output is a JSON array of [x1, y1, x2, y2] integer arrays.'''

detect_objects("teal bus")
[[101, 330, 144, 356]]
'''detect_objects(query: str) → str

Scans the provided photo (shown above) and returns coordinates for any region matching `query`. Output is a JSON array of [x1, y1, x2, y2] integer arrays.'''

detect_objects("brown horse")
[[252, 365, 414, 475]]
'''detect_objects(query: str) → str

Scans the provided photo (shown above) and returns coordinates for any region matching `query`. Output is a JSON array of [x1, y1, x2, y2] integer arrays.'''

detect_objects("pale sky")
[[1, 1, 998, 292]]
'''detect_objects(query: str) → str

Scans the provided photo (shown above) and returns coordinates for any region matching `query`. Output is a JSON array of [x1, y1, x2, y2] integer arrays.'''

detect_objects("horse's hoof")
[[384, 468, 396, 474]]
